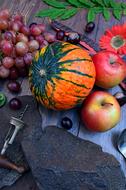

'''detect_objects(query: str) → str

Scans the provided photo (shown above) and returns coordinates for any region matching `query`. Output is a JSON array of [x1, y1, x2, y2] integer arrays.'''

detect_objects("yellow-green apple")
[[92, 51, 126, 89], [81, 91, 121, 132]]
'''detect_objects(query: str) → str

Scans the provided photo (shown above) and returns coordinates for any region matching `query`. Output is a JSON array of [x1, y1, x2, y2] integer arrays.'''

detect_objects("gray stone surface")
[[1, 95, 126, 190], [22, 125, 126, 190], [0, 96, 40, 189]]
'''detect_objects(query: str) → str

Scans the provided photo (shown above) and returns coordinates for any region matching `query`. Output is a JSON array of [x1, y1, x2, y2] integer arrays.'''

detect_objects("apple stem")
[[102, 103, 113, 106]]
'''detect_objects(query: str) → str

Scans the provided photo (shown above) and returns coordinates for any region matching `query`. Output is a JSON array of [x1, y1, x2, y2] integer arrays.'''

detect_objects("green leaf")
[[103, 8, 110, 21], [36, 8, 64, 18], [113, 9, 122, 20], [78, 0, 95, 7], [94, 7, 103, 14], [66, 0, 84, 7], [121, 2, 126, 9], [50, 9, 65, 19], [92, 0, 104, 7], [87, 9, 96, 22], [42, 0, 66, 8], [60, 8, 78, 20], [109, 0, 118, 8], [102, 0, 110, 7], [123, 9, 126, 15]]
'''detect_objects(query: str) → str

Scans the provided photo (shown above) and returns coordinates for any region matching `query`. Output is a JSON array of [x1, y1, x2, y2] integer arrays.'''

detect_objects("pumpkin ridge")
[[59, 68, 93, 78], [53, 75, 91, 89], [57, 58, 92, 65], [46, 47, 78, 67]]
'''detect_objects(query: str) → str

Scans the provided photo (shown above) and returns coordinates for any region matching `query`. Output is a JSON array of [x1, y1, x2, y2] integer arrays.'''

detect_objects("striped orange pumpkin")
[[29, 42, 96, 110]]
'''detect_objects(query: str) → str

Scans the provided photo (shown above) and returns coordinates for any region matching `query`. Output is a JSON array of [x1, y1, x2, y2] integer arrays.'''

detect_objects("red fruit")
[[40, 40, 48, 48], [81, 91, 121, 132], [43, 32, 55, 43], [24, 53, 33, 66], [28, 40, 39, 52], [12, 14, 23, 22], [92, 51, 126, 88], [4, 31, 13, 41], [11, 21, 22, 32], [16, 33, 28, 43], [0, 9, 10, 20], [2, 57, 15, 69], [29, 35, 35, 41], [35, 35, 44, 45], [0, 39, 7, 48], [37, 23, 46, 33], [11, 47, 17, 58], [15, 41, 28, 56], [1, 41, 13, 56], [8, 30, 16, 43], [30, 25, 41, 36], [20, 25, 30, 36], [15, 57, 25, 68], [0, 65, 10, 78], [0, 19, 8, 30]]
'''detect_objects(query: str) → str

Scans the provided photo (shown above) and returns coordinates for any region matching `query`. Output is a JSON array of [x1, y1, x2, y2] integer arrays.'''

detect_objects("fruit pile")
[[0, 9, 55, 79]]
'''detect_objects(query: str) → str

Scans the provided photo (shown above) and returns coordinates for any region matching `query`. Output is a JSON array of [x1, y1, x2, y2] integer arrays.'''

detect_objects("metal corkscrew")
[[1, 104, 29, 155]]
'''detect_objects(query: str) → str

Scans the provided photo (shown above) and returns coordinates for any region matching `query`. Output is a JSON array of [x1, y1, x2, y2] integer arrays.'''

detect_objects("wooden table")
[[0, 0, 126, 189]]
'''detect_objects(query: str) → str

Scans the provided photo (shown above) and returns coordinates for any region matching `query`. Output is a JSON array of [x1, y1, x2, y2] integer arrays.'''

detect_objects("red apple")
[[92, 51, 126, 89], [81, 91, 121, 132]]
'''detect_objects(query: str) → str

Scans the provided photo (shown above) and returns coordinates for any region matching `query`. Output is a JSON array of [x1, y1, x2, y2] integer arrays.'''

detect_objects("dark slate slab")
[[2, 172, 39, 190], [0, 95, 40, 189], [22, 125, 126, 190]]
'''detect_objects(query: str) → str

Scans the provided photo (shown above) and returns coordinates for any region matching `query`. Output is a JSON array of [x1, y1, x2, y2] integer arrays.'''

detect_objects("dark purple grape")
[[20, 25, 30, 36], [56, 30, 65, 40], [114, 92, 126, 106], [35, 35, 44, 45], [29, 22, 37, 28], [18, 67, 28, 77], [9, 98, 22, 110], [85, 22, 95, 33], [61, 117, 73, 130], [7, 81, 21, 93], [9, 67, 19, 80], [4, 31, 13, 41], [67, 32, 80, 44], [15, 57, 25, 68], [24, 53, 33, 66]]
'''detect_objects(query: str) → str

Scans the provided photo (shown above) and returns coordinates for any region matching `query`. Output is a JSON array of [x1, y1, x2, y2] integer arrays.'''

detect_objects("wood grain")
[[0, 1, 126, 189]]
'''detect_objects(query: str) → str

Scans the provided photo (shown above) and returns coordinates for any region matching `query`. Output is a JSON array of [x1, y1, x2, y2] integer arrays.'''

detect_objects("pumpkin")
[[29, 41, 96, 110]]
